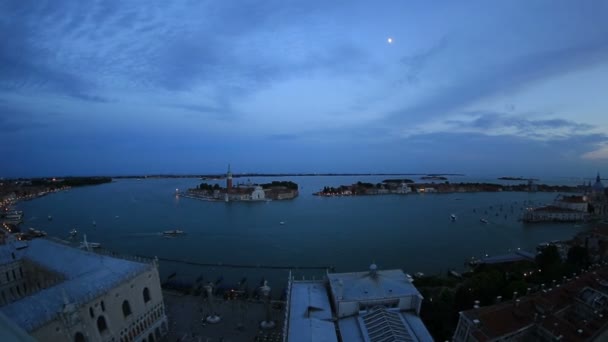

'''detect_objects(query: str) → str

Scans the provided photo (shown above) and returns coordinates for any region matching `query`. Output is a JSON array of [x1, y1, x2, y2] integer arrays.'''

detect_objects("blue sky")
[[1, 0, 608, 177]]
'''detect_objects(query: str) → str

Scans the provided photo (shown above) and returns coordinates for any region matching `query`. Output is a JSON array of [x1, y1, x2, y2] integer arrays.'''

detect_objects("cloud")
[[0, 104, 50, 133], [387, 38, 608, 124], [445, 111, 594, 139], [399, 36, 448, 84], [583, 144, 608, 160]]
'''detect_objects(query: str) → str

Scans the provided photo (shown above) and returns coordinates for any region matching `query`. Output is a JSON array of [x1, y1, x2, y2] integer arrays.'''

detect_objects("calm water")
[[16, 176, 587, 290]]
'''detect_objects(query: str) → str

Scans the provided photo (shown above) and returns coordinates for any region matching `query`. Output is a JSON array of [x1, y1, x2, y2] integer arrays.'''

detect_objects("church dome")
[[593, 173, 604, 193]]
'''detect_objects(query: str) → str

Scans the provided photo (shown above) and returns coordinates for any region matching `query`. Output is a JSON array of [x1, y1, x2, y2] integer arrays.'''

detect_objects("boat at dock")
[[28, 228, 47, 237], [69, 229, 78, 237], [480, 218, 488, 224]]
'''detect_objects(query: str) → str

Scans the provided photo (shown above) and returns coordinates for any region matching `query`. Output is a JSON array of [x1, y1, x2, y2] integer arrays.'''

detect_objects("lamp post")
[[259, 281, 275, 329], [204, 283, 221, 324]]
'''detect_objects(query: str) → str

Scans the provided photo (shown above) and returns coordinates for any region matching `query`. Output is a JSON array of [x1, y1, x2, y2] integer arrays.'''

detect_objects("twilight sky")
[[1, 0, 608, 177]]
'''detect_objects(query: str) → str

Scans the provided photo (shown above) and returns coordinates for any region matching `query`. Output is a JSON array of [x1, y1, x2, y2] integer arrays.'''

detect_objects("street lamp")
[[259, 280, 275, 329], [203, 283, 221, 324]]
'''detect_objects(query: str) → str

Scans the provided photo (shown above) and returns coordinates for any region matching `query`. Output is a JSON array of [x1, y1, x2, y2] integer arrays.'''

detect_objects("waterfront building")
[[452, 266, 608, 341], [0, 238, 168, 342], [555, 195, 589, 212], [587, 173, 608, 218], [283, 265, 433, 341], [251, 186, 265, 201], [523, 205, 588, 222]]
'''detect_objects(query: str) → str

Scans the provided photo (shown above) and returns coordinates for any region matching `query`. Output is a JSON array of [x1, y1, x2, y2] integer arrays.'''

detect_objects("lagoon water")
[[16, 176, 587, 290]]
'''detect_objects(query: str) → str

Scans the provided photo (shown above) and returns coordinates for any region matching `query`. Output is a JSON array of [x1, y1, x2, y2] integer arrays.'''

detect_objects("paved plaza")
[[162, 291, 285, 342]]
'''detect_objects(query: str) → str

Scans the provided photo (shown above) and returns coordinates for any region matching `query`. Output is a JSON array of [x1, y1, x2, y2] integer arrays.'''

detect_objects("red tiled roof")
[[461, 267, 608, 341]]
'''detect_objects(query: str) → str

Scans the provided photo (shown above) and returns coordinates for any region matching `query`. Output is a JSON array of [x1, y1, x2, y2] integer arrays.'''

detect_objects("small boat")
[[162, 229, 185, 237], [28, 228, 47, 237], [92, 220, 96, 226], [480, 218, 488, 224], [279, 221, 285, 225], [450, 214, 457, 221], [69, 229, 78, 237], [414, 272, 425, 278], [47, 215, 52, 221]]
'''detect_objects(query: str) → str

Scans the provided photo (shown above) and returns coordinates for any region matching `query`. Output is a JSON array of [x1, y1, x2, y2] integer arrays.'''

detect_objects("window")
[[12, 269, 16, 280], [89, 307, 94, 318], [122, 300, 132, 317], [97, 316, 108, 334], [74, 332, 86, 342], [19, 267, 23, 278], [101, 301, 106, 311], [143, 287, 151, 303]]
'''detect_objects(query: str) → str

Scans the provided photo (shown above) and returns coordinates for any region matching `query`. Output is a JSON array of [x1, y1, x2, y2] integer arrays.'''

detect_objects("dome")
[[594, 173, 604, 193]]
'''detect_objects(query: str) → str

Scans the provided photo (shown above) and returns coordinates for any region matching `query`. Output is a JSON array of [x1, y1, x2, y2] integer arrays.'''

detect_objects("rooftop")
[[287, 281, 337, 342], [0, 239, 150, 332], [532, 205, 585, 213], [461, 266, 608, 341], [478, 250, 536, 265], [338, 307, 434, 342], [327, 268, 421, 303]]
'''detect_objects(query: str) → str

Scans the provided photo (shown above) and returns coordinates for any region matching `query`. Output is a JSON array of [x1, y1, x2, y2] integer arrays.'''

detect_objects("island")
[[180, 166, 298, 202], [420, 175, 448, 181], [498, 176, 540, 181], [314, 181, 583, 196]]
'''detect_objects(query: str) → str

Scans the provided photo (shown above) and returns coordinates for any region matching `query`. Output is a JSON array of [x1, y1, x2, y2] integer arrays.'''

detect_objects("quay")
[[139, 255, 335, 271]]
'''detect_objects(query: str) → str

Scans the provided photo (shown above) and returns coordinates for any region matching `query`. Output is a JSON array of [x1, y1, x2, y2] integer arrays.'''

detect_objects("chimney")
[[515, 299, 521, 307], [496, 296, 502, 304], [512, 291, 518, 300], [526, 287, 531, 295], [473, 300, 480, 309]]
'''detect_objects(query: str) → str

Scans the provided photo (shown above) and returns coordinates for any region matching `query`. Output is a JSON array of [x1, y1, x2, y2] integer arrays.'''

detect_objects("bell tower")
[[226, 164, 233, 191]]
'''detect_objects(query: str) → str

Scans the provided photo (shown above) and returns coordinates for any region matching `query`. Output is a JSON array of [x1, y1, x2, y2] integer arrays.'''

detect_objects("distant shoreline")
[[112, 173, 466, 179]]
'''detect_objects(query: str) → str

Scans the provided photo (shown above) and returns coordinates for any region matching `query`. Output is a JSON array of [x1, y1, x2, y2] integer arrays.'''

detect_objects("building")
[[0, 238, 168, 342], [523, 205, 588, 222], [452, 266, 608, 341], [587, 173, 608, 218], [226, 164, 233, 191], [251, 186, 265, 201], [555, 195, 589, 212], [283, 265, 433, 341]]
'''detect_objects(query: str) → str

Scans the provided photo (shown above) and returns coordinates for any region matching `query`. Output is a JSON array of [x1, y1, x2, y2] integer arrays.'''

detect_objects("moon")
[[387, 37, 393, 44]]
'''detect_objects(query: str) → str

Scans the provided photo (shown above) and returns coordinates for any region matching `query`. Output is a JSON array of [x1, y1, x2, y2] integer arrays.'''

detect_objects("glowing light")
[[387, 37, 393, 44]]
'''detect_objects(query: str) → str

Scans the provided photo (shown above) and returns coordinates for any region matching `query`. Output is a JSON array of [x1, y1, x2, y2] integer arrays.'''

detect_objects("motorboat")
[[69, 229, 78, 237], [450, 214, 457, 221], [480, 218, 488, 224], [163, 229, 185, 237], [28, 228, 47, 237]]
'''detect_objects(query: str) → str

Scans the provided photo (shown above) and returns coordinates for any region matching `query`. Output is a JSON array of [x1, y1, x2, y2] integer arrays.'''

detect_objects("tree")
[[536, 245, 561, 269], [567, 246, 588, 267]]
